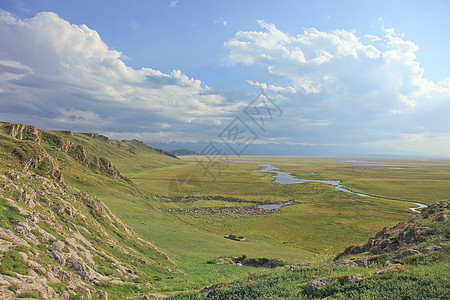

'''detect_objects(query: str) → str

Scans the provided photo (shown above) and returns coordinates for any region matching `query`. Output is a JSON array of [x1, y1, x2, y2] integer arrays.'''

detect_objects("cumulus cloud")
[[0, 9, 228, 140], [224, 21, 450, 156]]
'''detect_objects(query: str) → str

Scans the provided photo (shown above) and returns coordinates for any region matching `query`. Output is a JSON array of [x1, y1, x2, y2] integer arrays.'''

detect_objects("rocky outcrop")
[[305, 274, 363, 293], [41, 131, 121, 179], [0, 169, 174, 298], [3, 123, 121, 180], [167, 205, 274, 215], [8, 123, 41, 144], [335, 200, 449, 260], [211, 256, 284, 268]]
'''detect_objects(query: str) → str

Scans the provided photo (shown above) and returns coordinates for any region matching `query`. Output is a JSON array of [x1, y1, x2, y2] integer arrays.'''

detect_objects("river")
[[254, 163, 427, 212]]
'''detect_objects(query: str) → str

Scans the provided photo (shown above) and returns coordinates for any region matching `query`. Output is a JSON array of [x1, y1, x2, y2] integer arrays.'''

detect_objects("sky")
[[0, 0, 449, 157]]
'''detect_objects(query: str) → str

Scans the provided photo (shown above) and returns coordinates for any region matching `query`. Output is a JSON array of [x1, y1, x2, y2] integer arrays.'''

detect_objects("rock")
[[95, 290, 108, 299], [433, 214, 449, 222], [335, 200, 449, 261], [50, 265, 73, 282], [390, 249, 420, 261], [288, 263, 312, 270], [412, 226, 431, 235], [422, 245, 441, 254], [0, 288, 14, 299], [144, 283, 155, 290], [46, 270, 61, 284], [64, 255, 106, 282], [333, 259, 358, 267], [353, 257, 371, 267], [21, 190, 37, 208], [28, 260, 46, 275], [375, 263, 404, 275], [0, 238, 14, 252], [0, 227, 31, 247], [305, 276, 337, 292], [341, 274, 363, 284], [11, 273, 59, 300], [146, 293, 168, 299]]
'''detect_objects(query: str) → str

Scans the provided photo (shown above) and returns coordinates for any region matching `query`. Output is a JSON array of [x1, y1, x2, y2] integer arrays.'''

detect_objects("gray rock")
[[341, 274, 363, 284], [0, 239, 14, 252], [422, 245, 441, 254], [305, 276, 337, 292], [288, 263, 312, 270], [139, 294, 168, 299], [391, 249, 420, 260], [433, 214, 449, 222]]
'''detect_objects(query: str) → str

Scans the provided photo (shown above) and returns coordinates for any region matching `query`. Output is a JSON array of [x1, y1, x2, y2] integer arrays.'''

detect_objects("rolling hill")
[[0, 121, 448, 299]]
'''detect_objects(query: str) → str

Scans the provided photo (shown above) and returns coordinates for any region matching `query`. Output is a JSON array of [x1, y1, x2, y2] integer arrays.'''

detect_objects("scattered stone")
[[335, 200, 449, 260], [422, 245, 441, 254], [167, 205, 274, 215], [0, 238, 14, 252], [341, 274, 363, 284], [305, 276, 337, 292], [433, 214, 449, 222], [144, 283, 156, 290], [390, 249, 420, 261], [375, 263, 404, 275], [139, 293, 168, 299], [212, 256, 284, 268], [0, 227, 31, 248], [288, 263, 312, 270]]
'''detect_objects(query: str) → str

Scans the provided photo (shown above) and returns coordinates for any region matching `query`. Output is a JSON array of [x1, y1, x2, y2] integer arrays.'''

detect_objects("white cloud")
[[214, 18, 227, 26], [170, 1, 178, 7], [56, 108, 101, 124], [224, 21, 450, 156], [0, 10, 228, 136]]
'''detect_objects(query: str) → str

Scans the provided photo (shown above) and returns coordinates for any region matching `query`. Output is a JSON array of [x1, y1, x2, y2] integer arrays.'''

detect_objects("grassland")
[[91, 152, 449, 292], [2, 122, 449, 296]]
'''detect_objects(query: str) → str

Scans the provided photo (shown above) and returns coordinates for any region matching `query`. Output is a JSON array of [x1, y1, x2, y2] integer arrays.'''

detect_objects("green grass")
[[16, 291, 43, 299], [0, 250, 28, 276], [168, 244, 450, 299], [2, 122, 449, 297]]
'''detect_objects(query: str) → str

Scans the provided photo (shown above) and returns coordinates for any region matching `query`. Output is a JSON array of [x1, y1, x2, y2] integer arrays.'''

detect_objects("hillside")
[[0, 122, 448, 299], [0, 122, 181, 298], [169, 200, 449, 299]]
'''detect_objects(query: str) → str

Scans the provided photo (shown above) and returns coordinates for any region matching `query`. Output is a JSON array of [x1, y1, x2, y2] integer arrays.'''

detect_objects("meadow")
[[89, 153, 450, 292], [1, 124, 449, 296]]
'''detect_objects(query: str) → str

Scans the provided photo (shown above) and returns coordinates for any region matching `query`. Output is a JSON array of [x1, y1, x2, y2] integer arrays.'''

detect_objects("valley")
[[0, 122, 448, 299]]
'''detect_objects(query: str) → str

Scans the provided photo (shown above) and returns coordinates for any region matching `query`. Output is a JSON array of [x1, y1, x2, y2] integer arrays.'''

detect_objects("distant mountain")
[[167, 148, 200, 156]]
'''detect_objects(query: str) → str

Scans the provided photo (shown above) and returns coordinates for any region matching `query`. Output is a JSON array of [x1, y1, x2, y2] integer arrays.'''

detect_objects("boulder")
[[391, 249, 420, 261], [305, 276, 337, 292], [375, 263, 404, 275], [433, 214, 449, 222], [139, 294, 168, 299], [422, 245, 441, 254]]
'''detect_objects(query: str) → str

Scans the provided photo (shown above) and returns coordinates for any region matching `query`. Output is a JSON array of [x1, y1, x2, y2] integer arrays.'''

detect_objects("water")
[[254, 164, 371, 197], [408, 202, 428, 213], [254, 163, 428, 212], [258, 201, 292, 210]]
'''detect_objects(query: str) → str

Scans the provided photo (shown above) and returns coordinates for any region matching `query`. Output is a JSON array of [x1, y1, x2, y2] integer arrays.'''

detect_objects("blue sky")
[[0, 0, 449, 156]]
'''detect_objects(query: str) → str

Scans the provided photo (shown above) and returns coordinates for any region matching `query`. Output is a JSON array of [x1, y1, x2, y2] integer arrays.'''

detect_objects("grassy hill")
[[169, 200, 450, 299], [0, 122, 180, 298], [0, 121, 448, 299]]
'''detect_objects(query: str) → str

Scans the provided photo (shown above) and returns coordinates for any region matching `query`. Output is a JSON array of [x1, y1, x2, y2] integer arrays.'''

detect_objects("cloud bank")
[[0, 10, 228, 142], [0, 10, 448, 156], [224, 21, 450, 156]]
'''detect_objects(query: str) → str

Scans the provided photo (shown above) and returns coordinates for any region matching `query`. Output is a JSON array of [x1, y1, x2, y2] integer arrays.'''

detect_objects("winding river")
[[254, 163, 427, 212]]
